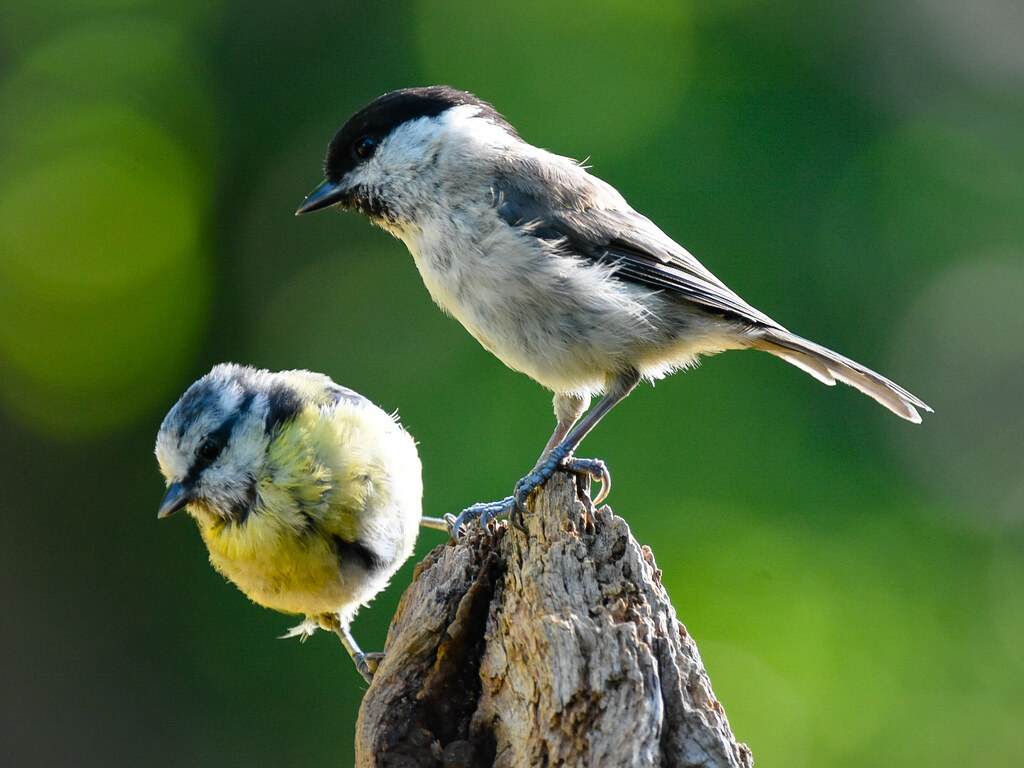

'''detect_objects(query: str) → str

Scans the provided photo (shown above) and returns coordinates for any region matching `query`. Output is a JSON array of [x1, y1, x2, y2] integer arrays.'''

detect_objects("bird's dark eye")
[[353, 135, 378, 160], [197, 439, 223, 465]]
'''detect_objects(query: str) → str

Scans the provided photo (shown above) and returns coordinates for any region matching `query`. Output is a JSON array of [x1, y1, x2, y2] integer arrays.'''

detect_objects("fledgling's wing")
[[326, 382, 372, 408], [490, 154, 780, 329]]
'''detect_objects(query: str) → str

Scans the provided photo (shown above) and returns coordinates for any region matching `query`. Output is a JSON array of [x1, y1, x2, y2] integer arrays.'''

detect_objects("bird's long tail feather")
[[753, 329, 931, 423]]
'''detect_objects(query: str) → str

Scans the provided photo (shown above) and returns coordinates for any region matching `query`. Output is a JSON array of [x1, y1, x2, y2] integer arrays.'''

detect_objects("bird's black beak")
[[295, 179, 347, 215], [157, 482, 194, 519]]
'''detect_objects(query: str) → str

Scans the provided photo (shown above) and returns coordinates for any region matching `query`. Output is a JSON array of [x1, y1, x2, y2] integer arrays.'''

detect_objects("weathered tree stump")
[[355, 471, 753, 768]]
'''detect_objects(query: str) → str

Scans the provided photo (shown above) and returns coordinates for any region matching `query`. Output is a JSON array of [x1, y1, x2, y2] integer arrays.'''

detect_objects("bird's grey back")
[[490, 152, 778, 329]]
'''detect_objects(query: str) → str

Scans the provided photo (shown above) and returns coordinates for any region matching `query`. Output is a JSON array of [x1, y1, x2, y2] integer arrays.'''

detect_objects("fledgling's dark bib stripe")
[[331, 534, 388, 573], [226, 480, 257, 524]]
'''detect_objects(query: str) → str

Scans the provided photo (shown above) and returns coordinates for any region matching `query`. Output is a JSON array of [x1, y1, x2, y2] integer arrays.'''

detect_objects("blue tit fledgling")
[[296, 86, 932, 534], [155, 363, 441, 681]]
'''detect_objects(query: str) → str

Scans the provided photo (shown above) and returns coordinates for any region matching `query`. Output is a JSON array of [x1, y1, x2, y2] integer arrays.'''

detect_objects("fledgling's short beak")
[[158, 482, 193, 519], [295, 179, 346, 215]]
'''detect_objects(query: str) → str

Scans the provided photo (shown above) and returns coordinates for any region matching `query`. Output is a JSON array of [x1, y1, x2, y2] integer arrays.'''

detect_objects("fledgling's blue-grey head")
[[295, 85, 519, 224], [154, 364, 342, 522]]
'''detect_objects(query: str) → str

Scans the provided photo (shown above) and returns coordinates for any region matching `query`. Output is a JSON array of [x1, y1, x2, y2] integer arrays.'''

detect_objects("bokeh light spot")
[[0, 103, 210, 438], [889, 255, 1024, 529], [817, 115, 1024, 338], [414, 0, 692, 160], [0, 17, 219, 184]]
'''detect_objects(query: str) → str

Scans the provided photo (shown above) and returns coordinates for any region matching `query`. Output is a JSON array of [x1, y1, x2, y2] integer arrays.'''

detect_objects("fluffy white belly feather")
[[401, 221, 746, 395]]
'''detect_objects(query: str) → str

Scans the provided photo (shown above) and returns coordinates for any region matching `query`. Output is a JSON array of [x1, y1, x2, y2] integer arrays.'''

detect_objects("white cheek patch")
[[355, 106, 519, 224], [437, 104, 519, 151], [155, 430, 189, 482]]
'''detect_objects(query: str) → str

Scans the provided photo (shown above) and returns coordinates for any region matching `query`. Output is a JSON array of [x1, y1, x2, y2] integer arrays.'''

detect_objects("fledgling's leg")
[[320, 613, 382, 684], [420, 516, 452, 531]]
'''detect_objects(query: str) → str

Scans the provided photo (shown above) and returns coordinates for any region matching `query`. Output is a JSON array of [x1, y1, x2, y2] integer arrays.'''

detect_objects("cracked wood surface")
[[355, 472, 753, 768]]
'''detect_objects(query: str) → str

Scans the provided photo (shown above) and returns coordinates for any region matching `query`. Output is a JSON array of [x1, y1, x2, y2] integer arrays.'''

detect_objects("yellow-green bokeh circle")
[[0, 17, 218, 190], [0, 104, 210, 438], [414, 0, 692, 160]]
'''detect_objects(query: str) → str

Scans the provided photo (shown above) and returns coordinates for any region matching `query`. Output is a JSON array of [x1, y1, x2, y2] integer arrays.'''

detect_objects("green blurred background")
[[1, 0, 1022, 765]]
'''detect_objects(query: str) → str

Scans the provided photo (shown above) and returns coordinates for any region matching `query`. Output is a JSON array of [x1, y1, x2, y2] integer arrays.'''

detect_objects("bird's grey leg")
[[541, 392, 590, 455], [450, 370, 639, 538], [447, 393, 590, 536], [446, 394, 589, 537], [512, 368, 640, 512], [506, 392, 591, 531]]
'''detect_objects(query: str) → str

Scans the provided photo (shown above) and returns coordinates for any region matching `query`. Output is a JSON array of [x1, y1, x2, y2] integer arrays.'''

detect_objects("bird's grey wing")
[[492, 157, 780, 329], [491, 157, 931, 422]]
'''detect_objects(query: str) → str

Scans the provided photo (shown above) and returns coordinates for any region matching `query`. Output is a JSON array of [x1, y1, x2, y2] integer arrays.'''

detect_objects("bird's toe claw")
[[561, 456, 611, 504], [512, 474, 540, 512], [363, 652, 385, 676], [509, 503, 529, 532], [353, 651, 384, 683]]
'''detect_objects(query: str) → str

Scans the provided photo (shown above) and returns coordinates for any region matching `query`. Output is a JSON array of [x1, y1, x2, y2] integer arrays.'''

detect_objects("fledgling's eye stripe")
[[181, 391, 256, 484], [219, 390, 256, 444]]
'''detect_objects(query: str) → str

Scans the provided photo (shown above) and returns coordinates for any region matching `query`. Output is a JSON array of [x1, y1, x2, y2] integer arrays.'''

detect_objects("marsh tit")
[[155, 363, 445, 681], [296, 86, 931, 535]]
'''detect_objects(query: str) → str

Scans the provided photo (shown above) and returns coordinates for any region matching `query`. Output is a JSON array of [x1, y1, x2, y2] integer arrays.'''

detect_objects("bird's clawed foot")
[[448, 448, 611, 540], [561, 456, 611, 505], [352, 651, 385, 683], [446, 496, 516, 541], [512, 445, 611, 509]]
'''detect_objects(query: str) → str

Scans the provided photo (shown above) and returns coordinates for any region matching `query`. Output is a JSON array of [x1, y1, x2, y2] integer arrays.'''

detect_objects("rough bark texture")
[[355, 472, 753, 768]]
